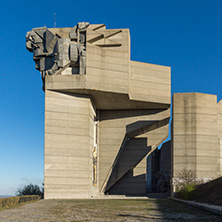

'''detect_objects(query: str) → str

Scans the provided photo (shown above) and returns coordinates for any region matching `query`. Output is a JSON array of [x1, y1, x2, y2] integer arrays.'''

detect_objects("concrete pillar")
[[172, 93, 220, 192], [44, 90, 96, 199]]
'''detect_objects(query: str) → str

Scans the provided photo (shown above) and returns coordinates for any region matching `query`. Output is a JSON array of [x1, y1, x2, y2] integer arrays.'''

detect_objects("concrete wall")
[[129, 61, 171, 105], [172, 93, 221, 191], [107, 159, 147, 196], [44, 90, 96, 198], [85, 26, 130, 95], [99, 108, 170, 195], [218, 100, 222, 175], [86, 28, 130, 95]]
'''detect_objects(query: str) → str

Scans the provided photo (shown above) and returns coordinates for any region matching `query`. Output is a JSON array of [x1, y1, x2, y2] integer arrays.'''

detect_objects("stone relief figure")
[[26, 22, 89, 78], [92, 146, 98, 186]]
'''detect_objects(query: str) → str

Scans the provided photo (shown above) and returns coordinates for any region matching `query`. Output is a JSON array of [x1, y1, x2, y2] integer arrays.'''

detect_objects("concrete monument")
[[26, 22, 171, 199]]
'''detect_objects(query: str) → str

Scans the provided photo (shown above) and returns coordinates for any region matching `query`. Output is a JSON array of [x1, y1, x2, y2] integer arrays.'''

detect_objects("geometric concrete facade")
[[26, 22, 171, 198], [171, 93, 222, 192]]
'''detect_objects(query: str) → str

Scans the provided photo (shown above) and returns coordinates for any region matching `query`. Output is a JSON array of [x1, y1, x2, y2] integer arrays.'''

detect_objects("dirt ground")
[[192, 177, 222, 206], [0, 198, 221, 222]]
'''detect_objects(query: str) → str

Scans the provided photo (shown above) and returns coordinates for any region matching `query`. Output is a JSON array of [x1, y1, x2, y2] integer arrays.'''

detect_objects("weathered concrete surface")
[[218, 100, 222, 174], [44, 90, 96, 199], [171, 93, 222, 192]]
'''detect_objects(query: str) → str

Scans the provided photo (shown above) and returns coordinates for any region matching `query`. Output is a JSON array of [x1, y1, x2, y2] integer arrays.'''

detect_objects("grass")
[[43, 199, 222, 221], [1, 198, 222, 221]]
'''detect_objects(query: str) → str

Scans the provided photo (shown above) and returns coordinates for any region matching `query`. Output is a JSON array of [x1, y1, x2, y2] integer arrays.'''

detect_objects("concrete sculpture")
[[26, 22, 171, 199], [26, 22, 89, 78]]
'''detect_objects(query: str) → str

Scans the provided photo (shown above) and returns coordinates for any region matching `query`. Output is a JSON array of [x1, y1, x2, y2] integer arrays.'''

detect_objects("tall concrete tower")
[[171, 93, 222, 192]]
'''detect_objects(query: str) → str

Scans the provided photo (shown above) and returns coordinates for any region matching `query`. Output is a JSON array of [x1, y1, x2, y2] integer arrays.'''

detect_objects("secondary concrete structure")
[[26, 22, 171, 198], [171, 93, 222, 192], [146, 92, 222, 194]]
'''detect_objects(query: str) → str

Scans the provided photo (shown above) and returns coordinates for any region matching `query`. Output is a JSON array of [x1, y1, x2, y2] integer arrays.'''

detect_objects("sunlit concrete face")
[[26, 22, 171, 199], [171, 93, 222, 192]]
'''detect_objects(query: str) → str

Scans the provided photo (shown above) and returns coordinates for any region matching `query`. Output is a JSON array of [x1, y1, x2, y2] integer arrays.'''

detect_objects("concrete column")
[[172, 93, 219, 192], [44, 90, 96, 199]]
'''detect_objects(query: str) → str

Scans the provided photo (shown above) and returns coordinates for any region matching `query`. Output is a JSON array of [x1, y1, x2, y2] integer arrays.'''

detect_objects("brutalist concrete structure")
[[26, 22, 171, 198], [171, 93, 222, 192]]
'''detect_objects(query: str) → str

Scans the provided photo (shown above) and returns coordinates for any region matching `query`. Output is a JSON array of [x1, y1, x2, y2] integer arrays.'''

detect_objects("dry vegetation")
[[0, 195, 39, 211], [0, 198, 221, 221]]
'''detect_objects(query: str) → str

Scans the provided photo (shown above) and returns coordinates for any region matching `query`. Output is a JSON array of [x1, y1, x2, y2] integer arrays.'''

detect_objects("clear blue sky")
[[0, 0, 222, 195]]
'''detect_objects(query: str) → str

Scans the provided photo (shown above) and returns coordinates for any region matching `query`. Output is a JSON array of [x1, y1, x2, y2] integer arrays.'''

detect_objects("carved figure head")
[[26, 22, 89, 78]]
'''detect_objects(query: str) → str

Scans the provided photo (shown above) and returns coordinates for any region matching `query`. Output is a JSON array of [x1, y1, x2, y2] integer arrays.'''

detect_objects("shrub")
[[175, 183, 197, 200], [174, 169, 203, 200], [174, 169, 198, 191], [16, 183, 44, 199]]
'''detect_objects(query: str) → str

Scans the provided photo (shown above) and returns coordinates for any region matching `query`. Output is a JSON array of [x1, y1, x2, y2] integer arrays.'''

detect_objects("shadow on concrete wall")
[[105, 137, 151, 195], [100, 109, 165, 121]]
